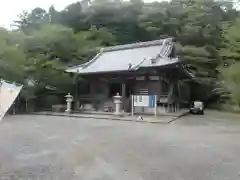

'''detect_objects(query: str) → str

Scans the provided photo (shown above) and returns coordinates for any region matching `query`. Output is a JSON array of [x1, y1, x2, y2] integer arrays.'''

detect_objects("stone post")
[[113, 93, 122, 116], [65, 93, 73, 113]]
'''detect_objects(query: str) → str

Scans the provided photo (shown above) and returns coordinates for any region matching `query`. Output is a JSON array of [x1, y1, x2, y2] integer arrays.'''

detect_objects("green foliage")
[[0, 0, 239, 109], [36, 94, 63, 110], [220, 18, 240, 65], [23, 24, 80, 63], [0, 29, 27, 83], [217, 16, 240, 107], [220, 62, 240, 107]]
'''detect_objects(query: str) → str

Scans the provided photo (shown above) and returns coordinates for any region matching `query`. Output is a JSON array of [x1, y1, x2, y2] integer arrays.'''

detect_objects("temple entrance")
[[125, 83, 132, 97], [108, 82, 132, 98], [109, 83, 121, 97]]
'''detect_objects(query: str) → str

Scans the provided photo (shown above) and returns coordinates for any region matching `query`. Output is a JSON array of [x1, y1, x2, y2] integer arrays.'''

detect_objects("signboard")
[[149, 95, 156, 107], [133, 95, 156, 107], [133, 95, 149, 107], [132, 95, 157, 116], [159, 96, 168, 103], [149, 76, 159, 81], [136, 76, 145, 81]]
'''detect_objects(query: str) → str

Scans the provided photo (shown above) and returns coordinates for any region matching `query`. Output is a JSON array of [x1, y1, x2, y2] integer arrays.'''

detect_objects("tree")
[[23, 24, 81, 64], [13, 8, 49, 34], [220, 62, 240, 109], [23, 24, 115, 65], [48, 6, 61, 24], [215, 16, 240, 106], [157, 0, 233, 102], [220, 18, 240, 65], [0, 28, 27, 83]]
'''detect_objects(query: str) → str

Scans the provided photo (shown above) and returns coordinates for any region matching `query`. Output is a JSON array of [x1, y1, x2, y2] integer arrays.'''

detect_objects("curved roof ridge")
[[102, 38, 172, 52], [130, 39, 174, 70], [81, 48, 104, 69]]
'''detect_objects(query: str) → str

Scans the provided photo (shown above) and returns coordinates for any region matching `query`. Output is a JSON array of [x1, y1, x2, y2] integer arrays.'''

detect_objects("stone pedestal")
[[113, 93, 122, 116], [65, 93, 73, 113]]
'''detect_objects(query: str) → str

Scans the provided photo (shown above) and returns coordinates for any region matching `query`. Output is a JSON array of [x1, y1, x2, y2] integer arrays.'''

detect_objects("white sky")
[[0, 0, 86, 29]]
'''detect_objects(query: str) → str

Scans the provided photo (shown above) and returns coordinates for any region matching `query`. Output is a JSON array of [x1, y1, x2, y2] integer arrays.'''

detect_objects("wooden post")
[[26, 99, 28, 112], [131, 95, 134, 116], [121, 83, 126, 112], [154, 95, 157, 117], [90, 81, 96, 110], [121, 83, 126, 98], [74, 80, 78, 110]]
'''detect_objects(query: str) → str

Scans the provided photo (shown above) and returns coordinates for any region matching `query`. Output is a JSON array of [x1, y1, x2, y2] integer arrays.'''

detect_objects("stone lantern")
[[113, 93, 122, 115], [65, 93, 73, 113]]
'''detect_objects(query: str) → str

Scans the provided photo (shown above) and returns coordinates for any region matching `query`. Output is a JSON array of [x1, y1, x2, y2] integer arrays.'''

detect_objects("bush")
[[221, 63, 240, 109], [210, 102, 240, 113], [36, 94, 63, 110]]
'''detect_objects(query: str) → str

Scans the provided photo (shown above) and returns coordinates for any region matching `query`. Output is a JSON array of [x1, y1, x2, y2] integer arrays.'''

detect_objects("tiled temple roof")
[[66, 38, 179, 74]]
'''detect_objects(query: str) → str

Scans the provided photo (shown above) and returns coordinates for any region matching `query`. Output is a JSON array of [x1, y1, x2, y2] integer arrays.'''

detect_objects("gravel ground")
[[0, 112, 240, 180]]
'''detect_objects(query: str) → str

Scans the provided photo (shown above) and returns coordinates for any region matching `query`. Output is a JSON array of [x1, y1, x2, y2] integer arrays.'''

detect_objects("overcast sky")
[[0, 0, 89, 29]]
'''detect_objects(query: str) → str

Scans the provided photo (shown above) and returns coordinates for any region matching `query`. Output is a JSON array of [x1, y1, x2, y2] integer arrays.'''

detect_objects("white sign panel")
[[136, 76, 145, 81], [133, 95, 149, 107], [0, 80, 23, 121], [149, 76, 159, 81]]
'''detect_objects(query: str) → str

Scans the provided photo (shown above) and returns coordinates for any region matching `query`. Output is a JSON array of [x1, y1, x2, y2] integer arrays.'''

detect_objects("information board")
[[148, 95, 156, 107], [132, 95, 157, 116], [133, 95, 156, 107], [133, 95, 149, 107]]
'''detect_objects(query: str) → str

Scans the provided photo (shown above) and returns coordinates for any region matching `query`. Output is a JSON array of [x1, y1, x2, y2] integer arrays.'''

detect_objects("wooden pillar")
[[121, 83, 126, 98], [90, 82, 95, 95], [121, 83, 126, 112], [74, 79, 80, 110], [90, 81, 97, 110]]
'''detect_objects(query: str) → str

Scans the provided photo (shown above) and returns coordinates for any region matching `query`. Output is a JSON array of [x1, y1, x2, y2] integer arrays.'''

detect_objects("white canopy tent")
[[0, 79, 23, 121]]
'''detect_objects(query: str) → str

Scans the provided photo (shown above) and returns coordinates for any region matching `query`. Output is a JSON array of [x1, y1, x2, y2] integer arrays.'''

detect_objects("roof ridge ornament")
[[150, 57, 157, 64], [150, 39, 173, 64], [128, 63, 132, 70]]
